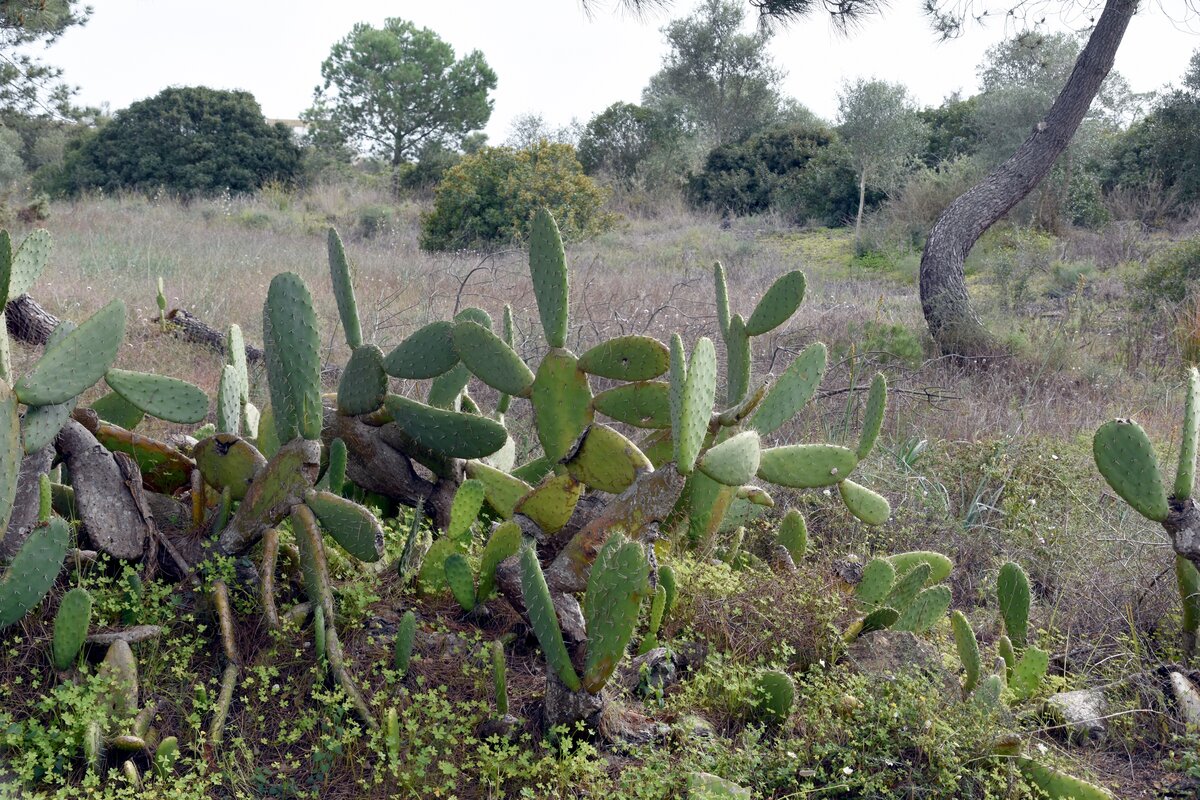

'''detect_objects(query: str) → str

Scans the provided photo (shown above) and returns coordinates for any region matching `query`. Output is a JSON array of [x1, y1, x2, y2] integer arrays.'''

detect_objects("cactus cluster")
[[844, 551, 953, 640]]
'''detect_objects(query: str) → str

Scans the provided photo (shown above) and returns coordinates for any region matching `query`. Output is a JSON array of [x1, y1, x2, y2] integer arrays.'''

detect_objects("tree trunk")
[[918, 0, 1138, 357], [854, 169, 867, 249]]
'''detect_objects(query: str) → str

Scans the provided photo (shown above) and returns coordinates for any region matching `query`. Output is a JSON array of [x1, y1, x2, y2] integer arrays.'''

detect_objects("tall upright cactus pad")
[[639, 583, 668, 654], [227, 324, 249, 405], [750, 343, 827, 437], [857, 373, 888, 460], [337, 345, 387, 416], [777, 508, 807, 560], [453, 320, 535, 397], [104, 369, 208, 424], [592, 381, 670, 428], [751, 669, 795, 723], [564, 424, 652, 494], [7, 229, 51, 298], [724, 315, 751, 407], [0, 517, 68, 628], [1177, 554, 1200, 649], [497, 304, 517, 414], [745, 270, 805, 336], [322, 437, 348, 495], [384, 321, 458, 379], [892, 585, 951, 632], [1092, 419, 1169, 522], [15, 299, 125, 406], [448, 479, 485, 544], [444, 553, 476, 612], [264, 273, 322, 442], [758, 444, 858, 489], [394, 610, 416, 675], [99, 639, 139, 720], [0, 379, 20, 536], [303, 490, 384, 562], [838, 479, 891, 526], [883, 563, 932, 612], [520, 544, 581, 691], [385, 395, 508, 460], [531, 348, 593, 462], [713, 262, 731, 341], [951, 610, 981, 695], [1178, 366, 1200, 501], [327, 227, 363, 350], [675, 337, 717, 474], [216, 365, 243, 435], [477, 521, 521, 603], [582, 533, 650, 693], [579, 336, 669, 382], [492, 640, 509, 716], [52, 587, 92, 670], [997, 561, 1032, 650], [1010, 646, 1049, 700], [528, 208, 570, 348]]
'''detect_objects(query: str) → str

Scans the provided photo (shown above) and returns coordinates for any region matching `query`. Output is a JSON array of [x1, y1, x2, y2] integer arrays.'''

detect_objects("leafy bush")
[[49, 86, 303, 196], [1133, 235, 1200, 309], [419, 141, 615, 250]]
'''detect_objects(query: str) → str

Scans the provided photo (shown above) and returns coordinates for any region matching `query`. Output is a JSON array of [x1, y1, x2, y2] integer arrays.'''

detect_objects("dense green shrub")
[[48, 86, 303, 196], [420, 141, 615, 250], [577, 101, 686, 188], [1134, 235, 1200, 309]]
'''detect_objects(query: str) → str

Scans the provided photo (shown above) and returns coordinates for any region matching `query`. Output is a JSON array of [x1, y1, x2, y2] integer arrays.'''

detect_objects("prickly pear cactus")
[[581, 533, 650, 693]]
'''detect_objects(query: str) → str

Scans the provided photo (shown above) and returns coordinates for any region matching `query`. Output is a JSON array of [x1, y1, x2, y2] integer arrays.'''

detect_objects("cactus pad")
[[884, 562, 931, 612], [304, 490, 384, 562], [453, 320, 534, 397], [698, 430, 761, 487], [8, 228, 50, 298], [777, 508, 808, 559], [886, 551, 952, 585], [105, 369, 209, 424], [477, 520, 521, 603], [327, 227, 363, 350], [1016, 758, 1113, 800], [669, 334, 686, 437], [997, 561, 1031, 650], [427, 362, 471, 409], [582, 532, 650, 693], [15, 299, 125, 407], [338, 345, 388, 416], [395, 610, 416, 674], [384, 320, 458, 379], [745, 270, 805, 336], [52, 587, 92, 671], [592, 381, 671, 428], [757, 444, 857, 488], [0, 517, 68, 628], [21, 394, 74, 455], [227, 324, 249, 401], [858, 607, 900, 636], [749, 343, 827, 436], [1009, 646, 1049, 700], [951, 610, 981, 695], [465, 461, 531, 519], [855, 558, 896, 605], [91, 392, 145, 430], [528, 208, 570, 348], [520, 543, 581, 691], [1092, 419, 1169, 522], [0, 381, 19, 537], [99, 639, 139, 719], [448, 478, 485, 544], [263, 273, 322, 442], [725, 314, 751, 406], [1179, 366, 1200, 500], [1178, 555, 1200, 640], [564, 423, 652, 494], [515, 473, 583, 533], [578, 335, 670, 382], [216, 365, 242, 434], [194, 434, 267, 501], [713, 262, 731, 340], [838, 479, 891, 526], [857, 372, 887, 460], [444, 553, 476, 612], [385, 395, 508, 460], [676, 337, 717, 474], [751, 669, 795, 723], [531, 348, 593, 462], [688, 772, 751, 800], [893, 585, 951, 632]]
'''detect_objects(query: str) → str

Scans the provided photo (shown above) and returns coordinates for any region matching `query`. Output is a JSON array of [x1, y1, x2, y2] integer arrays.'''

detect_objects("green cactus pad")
[[856, 558, 896, 605], [227, 324, 249, 402], [52, 587, 92, 671], [337, 345, 388, 416], [737, 485, 774, 507], [999, 634, 1016, 677], [669, 334, 686, 439], [997, 561, 1031, 650], [15, 299, 125, 407], [777, 508, 807, 560], [528, 208, 570, 348], [194, 434, 267, 501], [688, 772, 751, 800], [304, 490, 384, 562], [154, 737, 179, 779], [1179, 366, 1200, 500], [385, 395, 508, 460], [676, 337, 718, 474], [698, 430, 761, 487], [564, 423, 652, 494], [1009, 646, 1049, 700], [683, 472, 736, 546], [327, 227, 363, 350], [1092, 418, 1169, 522], [0, 517, 68, 628], [893, 585, 951, 632], [263, 273, 322, 442], [725, 314, 751, 406], [658, 563, 677, 618], [1178, 555, 1200, 638], [428, 362, 471, 409], [592, 381, 671, 428], [582, 532, 650, 693], [383, 320, 458, 379], [515, 473, 583, 533], [858, 607, 900, 636], [531, 348, 593, 463], [8, 228, 50, 298], [394, 610, 416, 675], [21, 395, 74, 455], [714, 262, 731, 341], [857, 372, 887, 460], [646, 583, 667, 639], [1016, 758, 1114, 800], [0, 230, 9, 307], [640, 428, 673, 468], [883, 562, 932, 612], [104, 369, 209, 424], [453, 320, 535, 397], [749, 343, 828, 436], [448, 478, 485, 544], [520, 543, 581, 691], [757, 444, 858, 488], [321, 437, 348, 495], [512, 455, 554, 485], [885, 551, 952, 585], [492, 640, 509, 715], [444, 553, 476, 612], [477, 520, 521, 603], [465, 461, 531, 518], [838, 479, 891, 526], [951, 610, 981, 695], [751, 669, 795, 724], [91, 392, 145, 430], [0, 381, 20, 537], [578, 335, 670, 382], [745, 270, 806, 336], [216, 365, 242, 435], [497, 305, 516, 414], [99, 639, 139, 719]]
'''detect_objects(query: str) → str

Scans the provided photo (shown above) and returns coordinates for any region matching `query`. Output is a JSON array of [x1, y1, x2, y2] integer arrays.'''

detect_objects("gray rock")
[[1170, 671, 1200, 727], [87, 625, 163, 645], [1044, 688, 1107, 743]]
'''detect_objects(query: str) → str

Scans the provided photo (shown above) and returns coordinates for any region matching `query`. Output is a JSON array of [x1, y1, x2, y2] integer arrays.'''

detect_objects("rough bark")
[[5, 294, 59, 345], [919, 0, 1138, 356], [0, 444, 55, 558]]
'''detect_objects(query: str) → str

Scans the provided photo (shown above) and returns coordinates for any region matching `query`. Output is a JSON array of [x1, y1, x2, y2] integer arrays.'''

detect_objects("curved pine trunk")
[[919, 0, 1138, 356]]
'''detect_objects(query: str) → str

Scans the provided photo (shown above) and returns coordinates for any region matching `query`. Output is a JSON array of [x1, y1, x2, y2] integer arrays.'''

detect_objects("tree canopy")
[[0, 0, 89, 117]]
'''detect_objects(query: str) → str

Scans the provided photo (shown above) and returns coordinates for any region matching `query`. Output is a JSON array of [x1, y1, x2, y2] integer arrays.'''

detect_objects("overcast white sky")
[[35, 0, 1200, 140]]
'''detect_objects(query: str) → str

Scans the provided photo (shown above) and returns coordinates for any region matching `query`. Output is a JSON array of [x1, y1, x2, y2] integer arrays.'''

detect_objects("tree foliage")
[[0, 0, 89, 118], [577, 102, 685, 187], [305, 17, 496, 174], [49, 86, 302, 196]]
